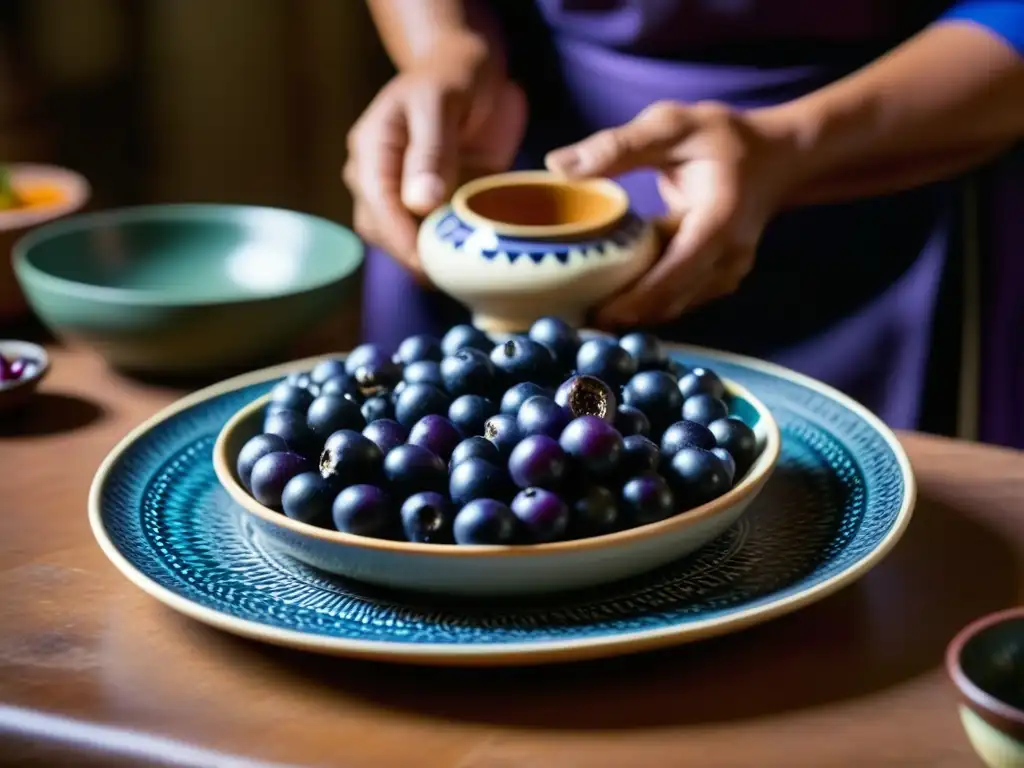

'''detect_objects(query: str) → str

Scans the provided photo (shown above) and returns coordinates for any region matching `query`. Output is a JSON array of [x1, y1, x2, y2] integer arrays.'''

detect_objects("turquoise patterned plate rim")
[[89, 343, 916, 666]]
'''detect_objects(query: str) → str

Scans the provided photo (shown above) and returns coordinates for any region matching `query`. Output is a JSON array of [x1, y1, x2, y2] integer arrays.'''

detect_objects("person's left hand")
[[545, 100, 803, 328]]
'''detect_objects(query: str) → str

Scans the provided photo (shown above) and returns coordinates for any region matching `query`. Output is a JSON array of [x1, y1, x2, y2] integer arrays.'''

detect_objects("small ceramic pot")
[[417, 171, 658, 333], [947, 607, 1024, 767], [0, 164, 90, 322]]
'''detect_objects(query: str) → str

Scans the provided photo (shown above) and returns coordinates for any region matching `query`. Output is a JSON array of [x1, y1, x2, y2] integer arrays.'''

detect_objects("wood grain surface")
[[2, 339, 1022, 767]]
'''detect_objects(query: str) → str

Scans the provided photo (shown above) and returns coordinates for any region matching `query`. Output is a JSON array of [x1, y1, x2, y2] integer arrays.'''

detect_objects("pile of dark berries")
[[235, 318, 759, 546]]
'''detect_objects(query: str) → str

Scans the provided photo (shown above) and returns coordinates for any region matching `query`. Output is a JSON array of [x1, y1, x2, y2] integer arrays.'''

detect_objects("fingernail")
[[402, 173, 446, 211], [545, 149, 581, 176]]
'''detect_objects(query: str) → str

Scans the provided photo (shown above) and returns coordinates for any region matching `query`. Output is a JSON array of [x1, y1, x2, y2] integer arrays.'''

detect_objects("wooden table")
[[2, 342, 1022, 767]]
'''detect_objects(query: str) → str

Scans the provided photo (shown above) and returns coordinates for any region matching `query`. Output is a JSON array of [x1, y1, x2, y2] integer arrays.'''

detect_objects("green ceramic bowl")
[[12, 204, 363, 374]]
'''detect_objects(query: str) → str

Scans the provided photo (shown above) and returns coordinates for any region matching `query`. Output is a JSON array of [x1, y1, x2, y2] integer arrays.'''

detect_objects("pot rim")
[[450, 170, 631, 240]]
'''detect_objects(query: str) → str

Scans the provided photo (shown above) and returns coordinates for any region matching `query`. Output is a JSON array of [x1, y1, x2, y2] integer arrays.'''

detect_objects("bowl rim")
[[11, 203, 364, 307], [213, 373, 782, 557], [450, 170, 631, 240], [0, 339, 50, 393], [0, 163, 91, 232], [946, 606, 1024, 730]]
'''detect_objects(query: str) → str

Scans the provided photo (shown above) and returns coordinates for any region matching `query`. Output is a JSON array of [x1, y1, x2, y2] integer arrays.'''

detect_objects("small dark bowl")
[[947, 607, 1024, 767], [0, 340, 49, 412]]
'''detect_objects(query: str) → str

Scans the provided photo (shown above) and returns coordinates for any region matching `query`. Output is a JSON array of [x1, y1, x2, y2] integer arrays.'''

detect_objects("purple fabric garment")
[[980, 155, 1024, 447], [361, 0, 1016, 441]]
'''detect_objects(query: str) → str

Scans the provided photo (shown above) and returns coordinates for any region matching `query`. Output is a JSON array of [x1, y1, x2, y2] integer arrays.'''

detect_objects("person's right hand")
[[343, 35, 527, 281]]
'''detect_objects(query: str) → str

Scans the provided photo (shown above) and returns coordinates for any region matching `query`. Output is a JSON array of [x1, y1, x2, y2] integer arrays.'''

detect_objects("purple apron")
[[362, 0, 1020, 446]]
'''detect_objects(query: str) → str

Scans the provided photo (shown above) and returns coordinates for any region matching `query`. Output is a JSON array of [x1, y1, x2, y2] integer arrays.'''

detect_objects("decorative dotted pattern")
[[435, 210, 646, 265], [99, 352, 906, 647]]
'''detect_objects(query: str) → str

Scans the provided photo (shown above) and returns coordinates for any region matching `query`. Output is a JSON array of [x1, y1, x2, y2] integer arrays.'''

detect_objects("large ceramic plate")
[[90, 344, 915, 666]]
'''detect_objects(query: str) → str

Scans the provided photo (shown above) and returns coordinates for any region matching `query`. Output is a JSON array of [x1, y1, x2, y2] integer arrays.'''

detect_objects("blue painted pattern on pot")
[[433, 209, 646, 264], [97, 351, 906, 647]]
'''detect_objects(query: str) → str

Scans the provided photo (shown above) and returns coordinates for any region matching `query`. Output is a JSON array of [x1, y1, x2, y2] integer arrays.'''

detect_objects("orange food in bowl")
[[5, 181, 68, 212]]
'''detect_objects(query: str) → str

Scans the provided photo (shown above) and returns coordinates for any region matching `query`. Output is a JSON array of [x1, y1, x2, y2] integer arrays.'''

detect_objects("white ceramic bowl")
[[213, 378, 780, 597], [417, 171, 658, 334]]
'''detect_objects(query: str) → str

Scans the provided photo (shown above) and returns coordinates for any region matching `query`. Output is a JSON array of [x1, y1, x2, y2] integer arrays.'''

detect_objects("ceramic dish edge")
[[88, 341, 917, 666]]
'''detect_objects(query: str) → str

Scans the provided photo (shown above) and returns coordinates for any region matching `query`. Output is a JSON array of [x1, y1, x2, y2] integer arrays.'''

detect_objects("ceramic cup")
[[947, 607, 1024, 767], [0, 164, 90, 322], [417, 171, 658, 333]]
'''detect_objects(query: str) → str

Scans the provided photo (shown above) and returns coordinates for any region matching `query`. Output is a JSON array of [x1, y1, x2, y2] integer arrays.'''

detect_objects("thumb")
[[545, 101, 691, 178], [401, 91, 461, 215]]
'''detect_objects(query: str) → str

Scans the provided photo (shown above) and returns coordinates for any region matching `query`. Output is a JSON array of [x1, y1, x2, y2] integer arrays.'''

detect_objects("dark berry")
[[511, 488, 570, 543], [353, 361, 402, 397], [618, 332, 667, 370], [668, 360, 689, 380], [440, 348, 498, 398], [620, 472, 675, 526], [614, 404, 651, 437], [307, 394, 365, 438], [383, 444, 447, 497], [576, 338, 637, 388], [345, 343, 388, 376], [619, 434, 661, 477], [361, 394, 394, 424], [394, 334, 442, 365], [660, 420, 716, 457], [449, 457, 514, 507], [237, 433, 289, 490], [528, 316, 580, 371], [262, 410, 316, 455], [441, 324, 493, 357], [678, 367, 727, 401], [250, 451, 311, 508], [500, 382, 552, 415], [320, 374, 360, 399], [402, 359, 444, 388], [448, 394, 498, 437], [559, 415, 624, 475], [622, 370, 684, 435], [682, 394, 729, 427], [401, 491, 454, 544], [508, 434, 568, 490], [453, 499, 520, 545], [709, 417, 758, 478], [319, 429, 384, 487], [711, 447, 737, 485], [310, 358, 347, 386], [285, 371, 313, 389], [407, 414, 463, 461], [517, 395, 571, 439], [269, 381, 314, 412], [332, 484, 398, 539], [362, 418, 408, 456], [482, 413, 520, 458], [281, 471, 335, 526], [567, 486, 620, 539], [666, 447, 732, 509], [489, 337, 556, 385], [555, 374, 617, 422], [394, 383, 452, 428], [450, 435, 501, 469]]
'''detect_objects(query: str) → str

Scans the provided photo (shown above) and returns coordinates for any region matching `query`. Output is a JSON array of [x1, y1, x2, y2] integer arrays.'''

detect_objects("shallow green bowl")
[[12, 204, 363, 374]]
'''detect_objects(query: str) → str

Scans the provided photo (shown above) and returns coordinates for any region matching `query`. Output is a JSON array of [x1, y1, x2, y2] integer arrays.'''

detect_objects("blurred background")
[[1, 0, 392, 346], [4, 0, 1021, 444]]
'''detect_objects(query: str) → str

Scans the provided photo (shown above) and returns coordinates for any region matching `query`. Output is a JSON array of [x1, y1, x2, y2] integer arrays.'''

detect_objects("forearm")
[[366, 0, 504, 72], [755, 21, 1024, 205]]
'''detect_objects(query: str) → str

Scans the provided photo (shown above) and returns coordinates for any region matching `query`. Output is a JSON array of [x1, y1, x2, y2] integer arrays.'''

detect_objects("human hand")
[[343, 35, 527, 281], [545, 101, 802, 327]]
